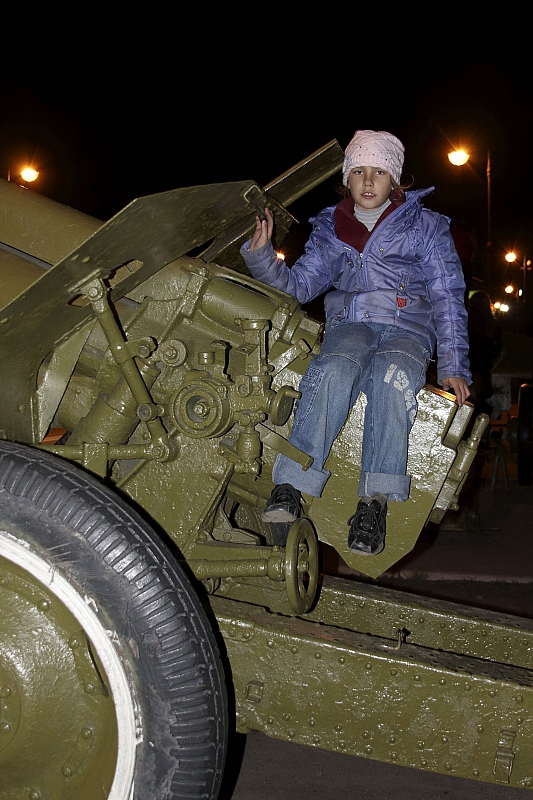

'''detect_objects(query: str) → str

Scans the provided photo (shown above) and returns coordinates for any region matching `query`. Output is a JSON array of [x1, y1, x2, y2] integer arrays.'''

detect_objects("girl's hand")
[[442, 377, 471, 407], [250, 207, 274, 251]]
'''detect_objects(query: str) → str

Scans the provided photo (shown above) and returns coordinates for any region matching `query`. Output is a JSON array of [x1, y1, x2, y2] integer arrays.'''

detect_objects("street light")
[[7, 166, 39, 185], [448, 148, 491, 247], [505, 250, 530, 297]]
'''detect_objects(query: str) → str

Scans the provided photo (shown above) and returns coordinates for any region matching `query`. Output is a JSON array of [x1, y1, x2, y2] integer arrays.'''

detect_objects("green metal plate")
[[0, 181, 284, 442]]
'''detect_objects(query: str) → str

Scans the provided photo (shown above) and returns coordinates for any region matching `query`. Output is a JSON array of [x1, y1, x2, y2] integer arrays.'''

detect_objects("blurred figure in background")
[[467, 290, 502, 417]]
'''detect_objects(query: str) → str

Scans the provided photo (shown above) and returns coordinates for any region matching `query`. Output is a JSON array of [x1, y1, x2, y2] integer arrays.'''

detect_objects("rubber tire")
[[517, 383, 533, 486], [0, 440, 227, 799]]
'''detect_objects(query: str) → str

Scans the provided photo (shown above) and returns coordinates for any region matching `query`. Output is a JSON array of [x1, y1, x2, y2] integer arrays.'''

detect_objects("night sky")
[[2, 26, 533, 283]]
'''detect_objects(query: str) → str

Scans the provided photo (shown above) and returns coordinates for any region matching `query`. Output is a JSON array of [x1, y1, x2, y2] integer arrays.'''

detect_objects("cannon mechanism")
[[5, 141, 523, 800]]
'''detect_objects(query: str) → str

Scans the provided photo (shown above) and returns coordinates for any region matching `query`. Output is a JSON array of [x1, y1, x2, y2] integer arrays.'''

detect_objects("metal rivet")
[[473, 769, 480, 777], [287, 730, 295, 739], [334, 725, 342, 733], [267, 641, 274, 648], [0, 686, 12, 698], [365, 745, 372, 754], [62, 766, 73, 777], [283, 713, 290, 721], [489, 690, 496, 697], [516, 694, 524, 703], [523, 777, 533, 787], [389, 735, 396, 744], [313, 735, 320, 744], [421, 759, 428, 767], [315, 652, 321, 659], [2, 723, 11, 733], [84, 683, 96, 694], [309, 718, 316, 727], [338, 657, 345, 664], [391, 752, 398, 760], [445, 763, 452, 771], [477, 725, 484, 733], [266, 717, 274, 724], [38, 599, 51, 611], [413, 674, 421, 682], [291, 646, 298, 654], [517, 717, 524, 725], [365, 663, 372, 670], [464, 683, 471, 691], [390, 668, 398, 676], [81, 727, 93, 739], [362, 731, 370, 739], [439, 678, 446, 685], [417, 741, 425, 750], [29, 792, 41, 800], [442, 735, 449, 743]]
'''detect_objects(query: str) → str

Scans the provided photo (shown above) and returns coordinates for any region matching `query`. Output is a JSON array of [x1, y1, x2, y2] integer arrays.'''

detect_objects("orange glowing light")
[[20, 167, 39, 182], [448, 150, 470, 166]]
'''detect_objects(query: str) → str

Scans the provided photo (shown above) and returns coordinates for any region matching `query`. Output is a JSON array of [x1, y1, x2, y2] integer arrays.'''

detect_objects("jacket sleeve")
[[420, 214, 472, 384], [240, 229, 333, 305]]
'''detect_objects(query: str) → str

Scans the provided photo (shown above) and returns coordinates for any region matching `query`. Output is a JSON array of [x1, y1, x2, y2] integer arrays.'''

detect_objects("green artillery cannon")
[[2, 142, 532, 799]]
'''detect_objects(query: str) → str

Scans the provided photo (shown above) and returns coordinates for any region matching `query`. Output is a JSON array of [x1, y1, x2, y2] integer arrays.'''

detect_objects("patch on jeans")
[[383, 364, 418, 424], [383, 363, 398, 384]]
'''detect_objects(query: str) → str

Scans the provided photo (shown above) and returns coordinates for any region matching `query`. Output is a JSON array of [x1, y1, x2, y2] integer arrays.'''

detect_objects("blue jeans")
[[272, 321, 431, 502]]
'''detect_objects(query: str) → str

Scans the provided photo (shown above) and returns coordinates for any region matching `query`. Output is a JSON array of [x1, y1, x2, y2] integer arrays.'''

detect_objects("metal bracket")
[[494, 728, 516, 782]]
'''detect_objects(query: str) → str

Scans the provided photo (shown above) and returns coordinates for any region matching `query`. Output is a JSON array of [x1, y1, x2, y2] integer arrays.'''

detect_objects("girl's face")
[[348, 166, 393, 210]]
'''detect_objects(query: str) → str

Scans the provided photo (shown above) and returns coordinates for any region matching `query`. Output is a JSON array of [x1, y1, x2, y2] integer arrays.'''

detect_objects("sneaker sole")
[[261, 509, 299, 523], [347, 541, 385, 556]]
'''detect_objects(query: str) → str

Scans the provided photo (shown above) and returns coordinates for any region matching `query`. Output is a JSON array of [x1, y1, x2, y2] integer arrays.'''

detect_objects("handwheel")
[[517, 383, 533, 486], [0, 441, 227, 799], [284, 518, 319, 614]]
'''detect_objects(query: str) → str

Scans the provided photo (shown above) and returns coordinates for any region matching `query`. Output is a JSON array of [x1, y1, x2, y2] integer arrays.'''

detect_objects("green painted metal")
[[213, 595, 533, 789], [0, 552, 119, 798], [0, 177, 101, 266], [1, 140, 521, 795]]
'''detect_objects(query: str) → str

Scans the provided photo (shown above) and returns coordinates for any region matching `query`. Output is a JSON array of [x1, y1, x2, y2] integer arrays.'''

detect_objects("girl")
[[240, 130, 471, 556]]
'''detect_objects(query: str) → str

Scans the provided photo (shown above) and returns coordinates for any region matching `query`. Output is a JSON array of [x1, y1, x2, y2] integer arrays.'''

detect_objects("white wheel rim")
[[0, 531, 137, 800]]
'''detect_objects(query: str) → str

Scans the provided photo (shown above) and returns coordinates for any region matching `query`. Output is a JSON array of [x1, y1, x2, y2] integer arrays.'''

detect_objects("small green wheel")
[[284, 518, 319, 614]]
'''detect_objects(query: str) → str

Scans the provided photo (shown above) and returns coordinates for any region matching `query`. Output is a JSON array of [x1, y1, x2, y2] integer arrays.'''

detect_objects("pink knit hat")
[[342, 130, 405, 186]]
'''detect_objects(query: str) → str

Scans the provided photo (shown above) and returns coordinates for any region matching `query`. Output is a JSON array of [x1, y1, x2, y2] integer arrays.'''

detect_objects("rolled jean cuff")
[[272, 454, 330, 498], [358, 471, 411, 502]]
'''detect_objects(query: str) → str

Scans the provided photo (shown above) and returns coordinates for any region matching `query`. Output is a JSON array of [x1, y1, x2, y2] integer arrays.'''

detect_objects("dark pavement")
[[221, 426, 533, 799]]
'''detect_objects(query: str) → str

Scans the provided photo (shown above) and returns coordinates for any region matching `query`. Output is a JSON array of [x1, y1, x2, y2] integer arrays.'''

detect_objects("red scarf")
[[334, 191, 404, 252]]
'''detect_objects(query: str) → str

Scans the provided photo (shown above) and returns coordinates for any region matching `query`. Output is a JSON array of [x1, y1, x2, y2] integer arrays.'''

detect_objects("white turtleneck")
[[353, 198, 392, 231]]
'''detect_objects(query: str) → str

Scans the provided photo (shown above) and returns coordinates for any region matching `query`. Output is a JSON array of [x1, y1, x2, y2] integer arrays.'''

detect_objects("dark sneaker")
[[347, 498, 387, 556], [262, 483, 301, 523]]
